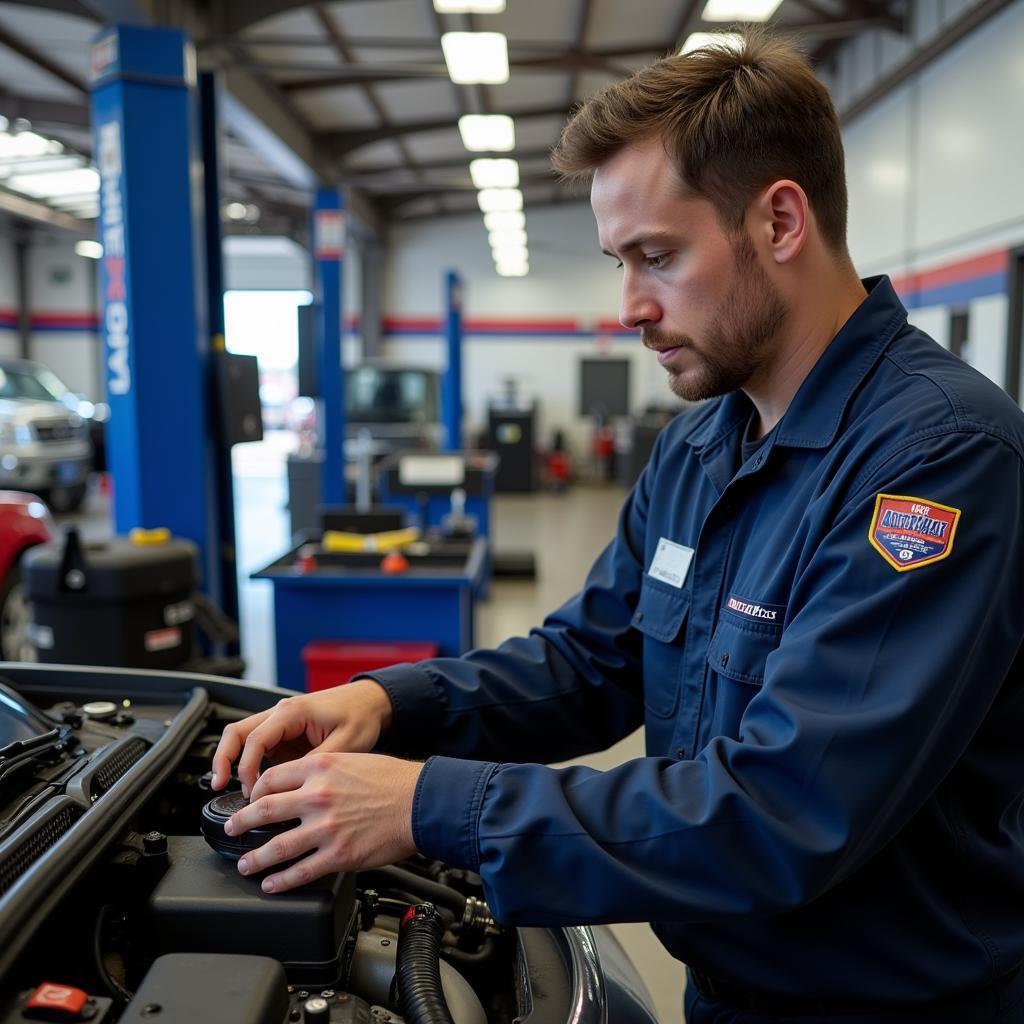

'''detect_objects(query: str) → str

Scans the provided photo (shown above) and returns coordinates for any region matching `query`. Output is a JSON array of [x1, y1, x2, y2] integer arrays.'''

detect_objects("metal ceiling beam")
[[0, 21, 87, 95], [0, 1, 94, 16], [377, 177, 562, 216], [670, 0, 706, 52], [785, 15, 906, 40], [219, 0, 372, 36], [0, 92, 90, 130], [400, 190, 586, 224], [840, 0, 1015, 123], [0, 184, 92, 233], [325, 104, 570, 157], [201, 34, 666, 54], [314, 5, 422, 179], [347, 145, 557, 180], [275, 42, 671, 93], [566, 0, 596, 106]]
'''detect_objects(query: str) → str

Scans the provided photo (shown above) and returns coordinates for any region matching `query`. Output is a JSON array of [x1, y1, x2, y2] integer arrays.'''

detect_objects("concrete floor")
[[67, 436, 688, 1023]]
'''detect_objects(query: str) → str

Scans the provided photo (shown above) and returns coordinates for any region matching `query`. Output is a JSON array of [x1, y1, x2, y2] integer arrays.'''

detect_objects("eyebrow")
[[601, 230, 679, 258]]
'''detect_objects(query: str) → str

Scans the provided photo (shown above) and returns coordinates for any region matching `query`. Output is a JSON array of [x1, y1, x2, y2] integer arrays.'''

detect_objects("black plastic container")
[[23, 528, 199, 669], [149, 836, 356, 986]]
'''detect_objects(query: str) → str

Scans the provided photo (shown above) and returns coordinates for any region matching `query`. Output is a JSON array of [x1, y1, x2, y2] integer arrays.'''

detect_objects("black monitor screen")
[[580, 358, 631, 417]]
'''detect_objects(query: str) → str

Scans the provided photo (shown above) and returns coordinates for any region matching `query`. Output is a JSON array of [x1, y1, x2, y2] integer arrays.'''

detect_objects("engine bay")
[[0, 667, 613, 1024]]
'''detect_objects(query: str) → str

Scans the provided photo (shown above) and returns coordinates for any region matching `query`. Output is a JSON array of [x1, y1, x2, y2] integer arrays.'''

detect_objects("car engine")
[[0, 666, 642, 1024]]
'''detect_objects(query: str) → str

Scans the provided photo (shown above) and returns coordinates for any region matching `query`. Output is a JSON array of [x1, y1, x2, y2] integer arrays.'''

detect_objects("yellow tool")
[[321, 526, 421, 553], [130, 527, 171, 545]]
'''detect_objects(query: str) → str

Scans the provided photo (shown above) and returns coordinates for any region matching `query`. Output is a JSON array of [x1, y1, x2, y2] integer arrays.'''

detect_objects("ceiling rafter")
[[274, 42, 670, 93], [0, 20, 86, 95], [323, 103, 570, 158], [347, 145, 556, 180], [565, 0, 596, 106], [314, 4, 423, 187]]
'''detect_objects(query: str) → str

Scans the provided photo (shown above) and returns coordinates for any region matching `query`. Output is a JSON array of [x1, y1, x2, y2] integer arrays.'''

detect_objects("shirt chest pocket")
[[632, 574, 690, 717], [706, 615, 782, 687]]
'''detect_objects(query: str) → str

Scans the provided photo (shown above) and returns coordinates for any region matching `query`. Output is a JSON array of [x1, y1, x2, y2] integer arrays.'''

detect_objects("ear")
[[752, 180, 809, 266]]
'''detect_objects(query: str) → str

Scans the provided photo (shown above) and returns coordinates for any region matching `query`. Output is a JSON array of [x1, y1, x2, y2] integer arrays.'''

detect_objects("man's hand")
[[211, 679, 394, 797], [224, 752, 422, 893]]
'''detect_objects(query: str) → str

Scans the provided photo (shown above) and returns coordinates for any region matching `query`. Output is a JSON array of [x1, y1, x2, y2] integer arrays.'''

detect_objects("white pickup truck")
[[0, 359, 93, 512]]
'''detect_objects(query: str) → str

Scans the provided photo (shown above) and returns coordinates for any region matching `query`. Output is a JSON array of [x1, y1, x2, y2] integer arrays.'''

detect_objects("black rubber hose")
[[440, 935, 498, 967], [362, 865, 467, 916], [396, 903, 456, 1024]]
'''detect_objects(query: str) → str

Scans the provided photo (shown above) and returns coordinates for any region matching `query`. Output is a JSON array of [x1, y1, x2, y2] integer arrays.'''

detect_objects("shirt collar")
[[684, 275, 907, 451]]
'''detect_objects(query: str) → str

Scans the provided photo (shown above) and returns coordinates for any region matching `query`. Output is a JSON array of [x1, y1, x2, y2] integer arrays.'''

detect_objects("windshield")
[[0, 681, 56, 750], [0, 366, 67, 403]]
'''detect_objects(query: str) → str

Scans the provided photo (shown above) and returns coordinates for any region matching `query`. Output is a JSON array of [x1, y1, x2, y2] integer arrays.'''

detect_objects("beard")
[[644, 234, 788, 403]]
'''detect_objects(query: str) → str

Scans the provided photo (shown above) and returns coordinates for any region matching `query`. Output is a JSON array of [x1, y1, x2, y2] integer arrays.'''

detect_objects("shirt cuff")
[[412, 755, 500, 872], [361, 662, 447, 757]]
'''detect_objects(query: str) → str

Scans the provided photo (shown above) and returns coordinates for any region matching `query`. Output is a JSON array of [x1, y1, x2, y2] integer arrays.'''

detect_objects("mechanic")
[[212, 32, 1024, 1023]]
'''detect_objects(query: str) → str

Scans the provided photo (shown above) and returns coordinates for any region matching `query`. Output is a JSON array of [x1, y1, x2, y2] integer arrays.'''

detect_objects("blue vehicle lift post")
[[442, 270, 464, 452], [313, 188, 346, 506], [90, 25, 223, 607]]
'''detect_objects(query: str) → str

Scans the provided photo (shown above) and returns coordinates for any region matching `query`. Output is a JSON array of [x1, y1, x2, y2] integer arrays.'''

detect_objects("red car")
[[0, 491, 54, 660]]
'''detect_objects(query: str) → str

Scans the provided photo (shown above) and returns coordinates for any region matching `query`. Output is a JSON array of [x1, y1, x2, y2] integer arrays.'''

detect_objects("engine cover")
[[148, 836, 356, 987]]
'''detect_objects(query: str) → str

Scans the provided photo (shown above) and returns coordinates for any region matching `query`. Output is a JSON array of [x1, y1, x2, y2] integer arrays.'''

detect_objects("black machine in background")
[[22, 528, 242, 677], [297, 302, 318, 399], [579, 358, 631, 419], [487, 379, 536, 493], [214, 351, 264, 447]]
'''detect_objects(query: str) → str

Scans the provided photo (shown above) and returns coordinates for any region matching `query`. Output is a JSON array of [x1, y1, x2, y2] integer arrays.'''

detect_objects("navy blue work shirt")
[[370, 276, 1024, 1005]]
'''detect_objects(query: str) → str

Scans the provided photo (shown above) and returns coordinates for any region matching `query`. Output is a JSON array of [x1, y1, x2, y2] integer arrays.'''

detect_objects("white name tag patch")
[[649, 538, 694, 589]]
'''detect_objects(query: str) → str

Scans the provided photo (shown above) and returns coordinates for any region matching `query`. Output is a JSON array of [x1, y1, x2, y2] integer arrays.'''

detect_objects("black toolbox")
[[23, 528, 199, 669]]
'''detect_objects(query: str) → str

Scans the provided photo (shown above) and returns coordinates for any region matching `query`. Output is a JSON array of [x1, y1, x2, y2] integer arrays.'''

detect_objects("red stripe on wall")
[[891, 248, 1009, 294], [464, 317, 580, 333], [596, 319, 638, 334]]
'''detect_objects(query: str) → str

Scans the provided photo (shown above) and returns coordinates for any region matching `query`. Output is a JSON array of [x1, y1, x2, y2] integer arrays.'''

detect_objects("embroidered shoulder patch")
[[868, 493, 961, 572]]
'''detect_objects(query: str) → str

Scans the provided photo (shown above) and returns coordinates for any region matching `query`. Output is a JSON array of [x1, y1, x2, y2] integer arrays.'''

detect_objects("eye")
[[644, 253, 670, 270]]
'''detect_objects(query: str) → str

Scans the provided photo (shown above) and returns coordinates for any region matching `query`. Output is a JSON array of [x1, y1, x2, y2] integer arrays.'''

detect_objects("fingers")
[[260, 849, 340, 894], [225, 790, 296, 837], [247, 758, 311, 804], [235, 824, 321, 885], [235, 711, 299, 797], [211, 709, 270, 790]]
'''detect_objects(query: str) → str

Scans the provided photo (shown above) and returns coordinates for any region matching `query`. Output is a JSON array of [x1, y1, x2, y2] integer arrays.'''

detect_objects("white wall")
[[841, 1, 1024, 392], [25, 235, 102, 397]]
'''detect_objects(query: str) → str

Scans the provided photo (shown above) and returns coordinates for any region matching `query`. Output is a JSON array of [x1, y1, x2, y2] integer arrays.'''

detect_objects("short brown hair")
[[551, 31, 848, 251]]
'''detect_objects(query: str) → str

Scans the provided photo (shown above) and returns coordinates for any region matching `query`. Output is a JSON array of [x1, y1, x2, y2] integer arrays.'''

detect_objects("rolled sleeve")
[[412, 755, 500, 872], [363, 662, 447, 757]]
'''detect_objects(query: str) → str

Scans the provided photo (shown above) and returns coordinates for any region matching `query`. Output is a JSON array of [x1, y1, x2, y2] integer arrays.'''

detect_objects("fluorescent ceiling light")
[[491, 243, 528, 263], [483, 210, 525, 232], [470, 158, 519, 189], [0, 131, 62, 159], [441, 32, 509, 84], [477, 187, 522, 213], [702, 0, 782, 19], [435, 0, 505, 11], [488, 228, 527, 249], [680, 32, 744, 55], [496, 263, 528, 277], [459, 114, 515, 152], [74, 240, 103, 259], [7, 167, 99, 198], [0, 156, 83, 179]]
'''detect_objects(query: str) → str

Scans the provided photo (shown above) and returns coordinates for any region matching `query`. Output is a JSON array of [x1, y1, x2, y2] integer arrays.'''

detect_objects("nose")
[[619, 270, 660, 331]]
